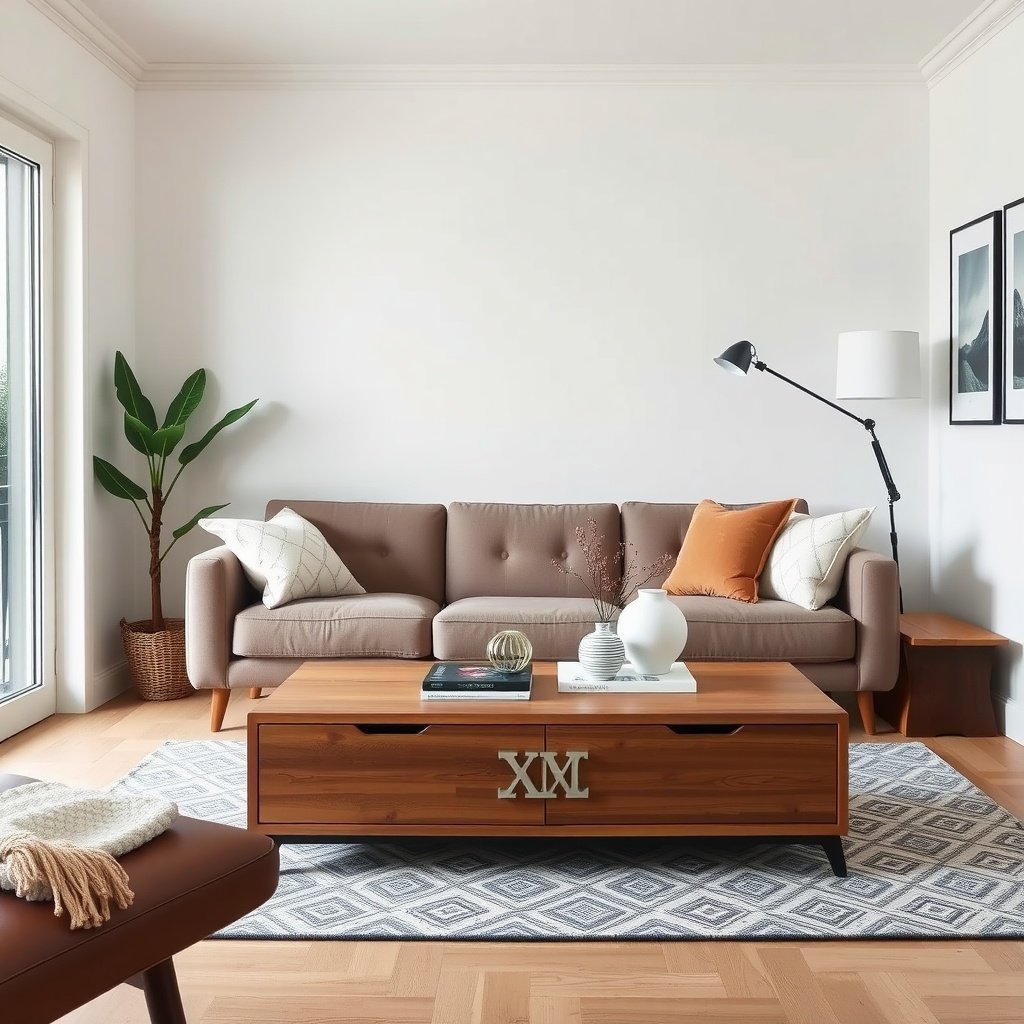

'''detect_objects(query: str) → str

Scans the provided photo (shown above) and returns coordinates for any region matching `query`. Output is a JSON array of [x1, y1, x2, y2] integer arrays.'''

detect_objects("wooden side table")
[[875, 613, 1009, 737]]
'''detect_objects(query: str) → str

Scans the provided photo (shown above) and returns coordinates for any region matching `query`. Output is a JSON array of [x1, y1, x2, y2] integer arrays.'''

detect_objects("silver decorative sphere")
[[486, 630, 533, 673]]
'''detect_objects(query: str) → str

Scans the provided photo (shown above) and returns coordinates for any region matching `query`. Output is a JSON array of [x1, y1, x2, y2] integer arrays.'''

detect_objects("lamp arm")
[[747, 352, 902, 604], [869, 421, 903, 596], [755, 361, 867, 427], [755, 357, 902, 576], [755, 358, 900, 503], [866, 423, 900, 505]]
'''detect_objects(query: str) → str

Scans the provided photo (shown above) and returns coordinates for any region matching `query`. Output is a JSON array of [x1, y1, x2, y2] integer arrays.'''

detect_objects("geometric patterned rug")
[[113, 740, 1024, 940]]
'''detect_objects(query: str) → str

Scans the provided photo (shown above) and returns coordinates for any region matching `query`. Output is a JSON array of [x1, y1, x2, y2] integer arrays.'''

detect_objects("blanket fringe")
[[0, 829, 134, 929]]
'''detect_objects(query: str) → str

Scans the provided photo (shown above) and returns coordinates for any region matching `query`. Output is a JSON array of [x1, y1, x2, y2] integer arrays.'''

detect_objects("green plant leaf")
[[151, 424, 186, 459], [178, 398, 258, 466], [124, 413, 157, 456], [162, 369, 206, 429], [172, 502, 229, 540], [93, 456, 147, 501], [114, 351, 157, 429]]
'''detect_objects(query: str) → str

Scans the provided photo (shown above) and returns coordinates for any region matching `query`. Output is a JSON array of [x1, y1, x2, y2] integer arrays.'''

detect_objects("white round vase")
[[617, 588, 688, 675], [578, 621, 625, 681]]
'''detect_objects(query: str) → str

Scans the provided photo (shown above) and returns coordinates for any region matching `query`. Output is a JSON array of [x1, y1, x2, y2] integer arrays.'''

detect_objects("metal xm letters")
[[497, 750, 590, 799]]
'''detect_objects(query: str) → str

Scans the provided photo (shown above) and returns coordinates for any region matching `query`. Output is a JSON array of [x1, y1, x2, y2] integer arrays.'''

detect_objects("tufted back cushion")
[[446, 502, 621, 602], [264, 500, 447, 605], [621, 499, 809, 588]]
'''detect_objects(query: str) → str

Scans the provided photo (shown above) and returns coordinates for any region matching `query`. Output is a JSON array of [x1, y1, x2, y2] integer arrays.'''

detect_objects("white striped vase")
[[578, 621, 625, 681]]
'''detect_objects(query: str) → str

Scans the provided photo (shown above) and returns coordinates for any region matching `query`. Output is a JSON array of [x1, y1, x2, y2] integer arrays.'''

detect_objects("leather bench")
[[0, 773, 279, 1024]]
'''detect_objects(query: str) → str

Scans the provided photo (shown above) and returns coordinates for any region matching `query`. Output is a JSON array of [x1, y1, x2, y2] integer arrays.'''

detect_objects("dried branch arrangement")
[[553, 517, 676, 623]]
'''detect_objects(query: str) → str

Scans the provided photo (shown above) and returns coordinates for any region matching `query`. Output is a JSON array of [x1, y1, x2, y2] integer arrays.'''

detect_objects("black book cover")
[[422, 662, 533, 690]]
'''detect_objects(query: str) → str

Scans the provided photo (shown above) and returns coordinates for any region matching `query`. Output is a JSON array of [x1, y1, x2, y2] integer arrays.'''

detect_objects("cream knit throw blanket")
[[0, 782, 178, 930]]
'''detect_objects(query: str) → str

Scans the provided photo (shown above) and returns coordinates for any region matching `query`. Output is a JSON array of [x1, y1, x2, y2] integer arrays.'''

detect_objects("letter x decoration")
[[497, 750, 590, 799]]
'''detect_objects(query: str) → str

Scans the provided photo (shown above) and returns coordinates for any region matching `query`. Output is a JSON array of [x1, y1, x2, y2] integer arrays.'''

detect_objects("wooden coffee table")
[[247, 660, 850, 875]]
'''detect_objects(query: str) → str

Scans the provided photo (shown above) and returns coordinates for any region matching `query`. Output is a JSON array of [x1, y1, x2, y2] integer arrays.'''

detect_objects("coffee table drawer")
[[545, 724, 839, 825], [255, 723, 545, 825]]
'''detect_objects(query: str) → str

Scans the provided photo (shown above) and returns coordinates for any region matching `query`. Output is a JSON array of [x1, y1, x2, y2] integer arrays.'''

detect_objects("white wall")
[[138, 84, 931, 615], [0, 0, 137, 711], [929, 13, 1024, 740]]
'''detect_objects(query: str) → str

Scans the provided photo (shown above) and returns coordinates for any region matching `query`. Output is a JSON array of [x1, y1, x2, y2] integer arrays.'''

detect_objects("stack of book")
[[422, 662, 533, 700], [556, 662, 697, 693]]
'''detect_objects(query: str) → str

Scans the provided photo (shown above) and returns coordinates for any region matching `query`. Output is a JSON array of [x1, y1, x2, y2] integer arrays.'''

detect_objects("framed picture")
[[950, 211, 1002, 424], [1004, 197, 1024, 423]]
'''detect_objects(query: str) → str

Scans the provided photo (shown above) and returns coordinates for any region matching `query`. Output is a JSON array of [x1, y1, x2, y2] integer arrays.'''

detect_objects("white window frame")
[[0, 114, 54, 742]]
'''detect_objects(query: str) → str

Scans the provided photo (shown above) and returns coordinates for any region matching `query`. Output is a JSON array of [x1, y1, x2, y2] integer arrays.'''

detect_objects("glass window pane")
[[0, 142, 42, 707]]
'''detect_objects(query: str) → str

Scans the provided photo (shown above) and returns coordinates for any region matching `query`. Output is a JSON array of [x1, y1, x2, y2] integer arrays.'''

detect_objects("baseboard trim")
[[995, 695, 1024, 743], [89, 660, 131, 711]]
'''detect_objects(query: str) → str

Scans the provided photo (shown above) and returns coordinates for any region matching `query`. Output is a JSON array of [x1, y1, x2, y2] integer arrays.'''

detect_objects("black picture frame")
[[1003, 196, 1024, 423], [950, 211, 1002, 425]]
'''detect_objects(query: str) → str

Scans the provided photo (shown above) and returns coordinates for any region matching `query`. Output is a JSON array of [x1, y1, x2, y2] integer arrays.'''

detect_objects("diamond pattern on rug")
[[112, 740, 1024, 940]]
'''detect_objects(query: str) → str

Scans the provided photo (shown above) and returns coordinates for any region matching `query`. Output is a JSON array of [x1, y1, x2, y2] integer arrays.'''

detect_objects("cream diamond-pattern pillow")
[[200, 507, 365, 609], [760, 508, 874, 611]]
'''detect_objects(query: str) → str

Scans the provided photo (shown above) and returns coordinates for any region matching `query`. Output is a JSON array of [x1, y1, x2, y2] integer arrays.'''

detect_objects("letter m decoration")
[[497, 750, 589, 799]]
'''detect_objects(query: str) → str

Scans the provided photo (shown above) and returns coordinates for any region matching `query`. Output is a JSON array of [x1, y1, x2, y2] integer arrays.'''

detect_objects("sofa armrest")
[[185, 546, 252, 690], [834, 548, 900, 693]]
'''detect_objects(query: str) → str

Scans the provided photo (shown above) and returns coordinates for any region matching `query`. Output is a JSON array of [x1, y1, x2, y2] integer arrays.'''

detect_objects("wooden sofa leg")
[[249, 687, 264, 699], [140, 958, 186, 1024], [856, 691, 876, 736], [210, 688, 231, 732]]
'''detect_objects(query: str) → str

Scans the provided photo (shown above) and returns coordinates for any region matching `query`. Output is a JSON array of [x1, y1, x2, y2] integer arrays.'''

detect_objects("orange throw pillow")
[[663, 498, 799, 603]]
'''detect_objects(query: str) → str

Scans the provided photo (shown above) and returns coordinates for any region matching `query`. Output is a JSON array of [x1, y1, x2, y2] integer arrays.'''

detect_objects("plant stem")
[[130, 499, 150, 534], [163, 462, 185, 501], [158, 535, 179, 565], [149, 486, 164, 629]]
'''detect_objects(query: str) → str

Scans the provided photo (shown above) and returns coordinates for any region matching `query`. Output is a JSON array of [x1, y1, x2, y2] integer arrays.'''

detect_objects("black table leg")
[[821, 836, 847, 877]]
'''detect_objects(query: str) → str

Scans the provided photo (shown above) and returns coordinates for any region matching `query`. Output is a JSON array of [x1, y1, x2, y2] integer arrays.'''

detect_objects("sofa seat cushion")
[[671, 596, 855, 663], [233, 593, 438, 659], [433, 597, 600, 661]]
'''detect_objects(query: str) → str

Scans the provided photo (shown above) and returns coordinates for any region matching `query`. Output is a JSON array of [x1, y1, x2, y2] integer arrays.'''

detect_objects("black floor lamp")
[[713, 332, 919, 602]]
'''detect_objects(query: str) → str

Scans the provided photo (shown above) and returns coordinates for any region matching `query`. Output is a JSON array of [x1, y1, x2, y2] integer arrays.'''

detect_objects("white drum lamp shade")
[[835, 330, 920, 400]]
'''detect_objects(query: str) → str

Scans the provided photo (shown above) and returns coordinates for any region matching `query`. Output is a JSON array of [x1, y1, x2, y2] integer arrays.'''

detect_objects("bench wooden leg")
[[210, 687, 230, 732], [856, 691, 876, 736], [249, 687, 264, 699], [140, 959, 186, 1024]]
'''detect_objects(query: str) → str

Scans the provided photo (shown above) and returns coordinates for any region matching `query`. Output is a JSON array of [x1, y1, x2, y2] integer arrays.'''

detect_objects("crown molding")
[[21, 0, 942, 93], [919, 0, 1024, 87], [136, 62, 924, 90], [26, 0, 144, 85]]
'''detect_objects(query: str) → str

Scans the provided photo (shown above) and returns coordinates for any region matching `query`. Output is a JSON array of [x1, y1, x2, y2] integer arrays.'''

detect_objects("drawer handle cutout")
[[666, 724, 741, 736], [353, 724, 430, 735]]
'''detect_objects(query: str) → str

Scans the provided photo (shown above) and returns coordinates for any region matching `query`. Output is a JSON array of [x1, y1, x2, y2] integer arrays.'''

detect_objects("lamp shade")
[[713, 340, 756, 375], [835, 330, 920, 400]]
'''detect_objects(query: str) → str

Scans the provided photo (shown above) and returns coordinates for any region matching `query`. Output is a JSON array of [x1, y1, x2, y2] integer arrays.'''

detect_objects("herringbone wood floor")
[[2, 688, 1024, 1024]]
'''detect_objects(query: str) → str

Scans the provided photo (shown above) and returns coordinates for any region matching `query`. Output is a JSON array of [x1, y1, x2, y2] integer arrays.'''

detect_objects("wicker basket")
[[120, 617, 193, 701]]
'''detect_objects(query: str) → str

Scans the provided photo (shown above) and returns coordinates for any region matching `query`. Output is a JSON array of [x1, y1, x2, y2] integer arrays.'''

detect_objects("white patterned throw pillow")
[[759, 508, 874, 611], [200, 507, 365, 609]]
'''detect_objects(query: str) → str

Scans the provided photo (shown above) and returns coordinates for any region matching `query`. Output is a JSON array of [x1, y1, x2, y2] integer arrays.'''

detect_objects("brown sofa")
[[185, 499, 899, 733]]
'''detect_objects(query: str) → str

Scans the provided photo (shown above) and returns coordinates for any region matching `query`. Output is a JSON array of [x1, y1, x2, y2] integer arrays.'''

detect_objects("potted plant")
[[93, 352, 257, 700]]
